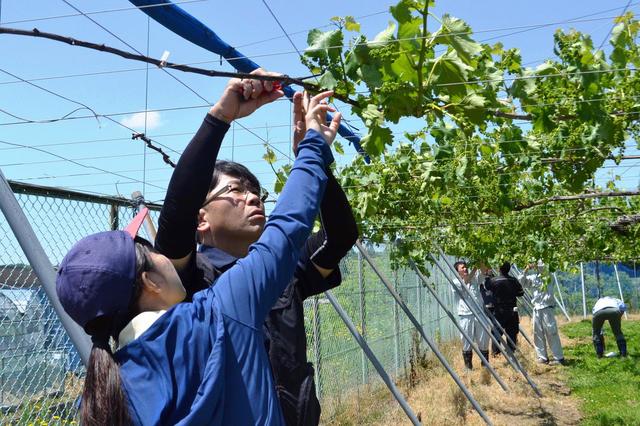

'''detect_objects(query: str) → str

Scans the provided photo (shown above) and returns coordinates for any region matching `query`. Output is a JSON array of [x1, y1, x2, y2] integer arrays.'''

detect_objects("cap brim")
[[124, 207, 149, 238]]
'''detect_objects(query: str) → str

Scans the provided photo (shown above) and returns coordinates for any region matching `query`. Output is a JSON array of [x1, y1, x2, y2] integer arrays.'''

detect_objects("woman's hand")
[[209, 69, 284, 123], [303, 90, 341, 146], [292, 92, 306, 156]]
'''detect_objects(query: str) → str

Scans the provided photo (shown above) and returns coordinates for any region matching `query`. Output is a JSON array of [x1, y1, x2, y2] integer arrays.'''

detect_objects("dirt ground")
[[374, 316, 584, 426]]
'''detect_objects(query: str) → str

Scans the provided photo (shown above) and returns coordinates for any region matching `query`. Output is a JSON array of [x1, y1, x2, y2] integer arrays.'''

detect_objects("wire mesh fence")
[[0, 182, 160, 424], [307, 249, 459, 420], [1, 180, 639, 424]]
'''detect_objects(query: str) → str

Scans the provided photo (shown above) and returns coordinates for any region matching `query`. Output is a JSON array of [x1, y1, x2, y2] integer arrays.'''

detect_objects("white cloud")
[[120, 111, 162, 131]]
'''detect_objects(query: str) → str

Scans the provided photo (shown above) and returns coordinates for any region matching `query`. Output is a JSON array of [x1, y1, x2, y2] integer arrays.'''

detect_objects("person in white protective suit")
[[453, 261, 490, 370], [518, 262, 565, 365]]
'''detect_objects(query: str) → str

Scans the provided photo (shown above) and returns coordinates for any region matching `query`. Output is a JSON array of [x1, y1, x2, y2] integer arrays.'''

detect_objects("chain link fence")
[[2, 181, 638, 424]]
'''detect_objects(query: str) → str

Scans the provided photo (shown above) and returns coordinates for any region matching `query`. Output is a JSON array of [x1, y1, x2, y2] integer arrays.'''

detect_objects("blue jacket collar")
[[198, 244, 238, 270]]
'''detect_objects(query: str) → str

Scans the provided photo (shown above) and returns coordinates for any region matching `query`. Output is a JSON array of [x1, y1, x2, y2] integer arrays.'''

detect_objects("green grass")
[[562, 319, 640, 426]]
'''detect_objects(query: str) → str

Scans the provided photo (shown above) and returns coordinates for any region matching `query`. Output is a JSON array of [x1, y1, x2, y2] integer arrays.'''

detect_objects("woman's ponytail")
[[79, 240, 152, 425], [80, 330, 131, 425]]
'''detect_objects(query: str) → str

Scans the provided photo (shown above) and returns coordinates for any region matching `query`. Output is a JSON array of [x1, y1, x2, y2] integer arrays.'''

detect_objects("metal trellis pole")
[[356, 242, 494, 425], [0, 169, 92, 365], [520, 287, 536, 312], [324, 290, 422, 426]]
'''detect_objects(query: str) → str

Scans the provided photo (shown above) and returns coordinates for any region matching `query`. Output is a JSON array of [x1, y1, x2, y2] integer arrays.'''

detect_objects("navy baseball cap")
[[56, 208, 149, 332]]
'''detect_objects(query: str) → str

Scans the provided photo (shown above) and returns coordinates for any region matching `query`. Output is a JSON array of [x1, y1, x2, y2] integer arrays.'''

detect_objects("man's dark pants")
[[494, 306, 519, 352]]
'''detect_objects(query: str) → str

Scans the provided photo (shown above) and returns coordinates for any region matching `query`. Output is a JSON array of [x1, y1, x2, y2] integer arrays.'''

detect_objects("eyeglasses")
[[202, 182, 270, 207]]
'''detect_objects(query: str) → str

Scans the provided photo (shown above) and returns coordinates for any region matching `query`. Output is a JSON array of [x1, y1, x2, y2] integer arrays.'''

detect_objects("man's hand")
[[209, 69, 284, 123], [304, 90, 341, 146], [292, 92, 306, 156]]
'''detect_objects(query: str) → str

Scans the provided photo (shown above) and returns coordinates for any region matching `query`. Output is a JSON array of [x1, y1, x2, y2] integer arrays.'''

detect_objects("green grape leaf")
[[318, 70, 339, 89], [435, 15, 482, 64], [430, 50, 473, 96], [369, 22, 397, 47], [306, 29, 343, 62], [360, 104, 385, 126], [361, 126, 393, 157], [263, 147, 276, 164], [345, 16, 361, 32]]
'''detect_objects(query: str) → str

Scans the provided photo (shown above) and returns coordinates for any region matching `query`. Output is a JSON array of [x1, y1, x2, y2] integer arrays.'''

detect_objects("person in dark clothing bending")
[[154, 87, 358, 426], [486, 262, 524, 352]]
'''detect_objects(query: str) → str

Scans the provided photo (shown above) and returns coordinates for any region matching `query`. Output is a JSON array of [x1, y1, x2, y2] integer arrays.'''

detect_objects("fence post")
[[552, 273, 571, 321], [358, 250, 368, 384], [393, 269, 400, 377], [417, 270, 423, 326], [435, 264, 443, 340], [613, 264, 628, 320], [312, 295, 322, 400], [634, 261, 639, 312], [109, 203, 119, 230], [580, 262, 587, 319]]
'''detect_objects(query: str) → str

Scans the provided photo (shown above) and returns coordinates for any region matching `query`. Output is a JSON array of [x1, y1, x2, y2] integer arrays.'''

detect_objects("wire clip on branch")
[[131, 133, 176, 168], [159, 50, 171, 68]]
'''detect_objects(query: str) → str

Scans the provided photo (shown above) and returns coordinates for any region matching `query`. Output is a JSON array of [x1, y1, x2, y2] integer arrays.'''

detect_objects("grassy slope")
[[561, 319, 640, 425]]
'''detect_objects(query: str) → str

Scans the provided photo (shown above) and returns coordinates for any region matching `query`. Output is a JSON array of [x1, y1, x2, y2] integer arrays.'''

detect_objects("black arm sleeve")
[[296, 231, 342, 300], [514, 278, 525, 297], [308, 170, 359, 269], [485, 278, 496, 291], [154, 114, 230, 260]]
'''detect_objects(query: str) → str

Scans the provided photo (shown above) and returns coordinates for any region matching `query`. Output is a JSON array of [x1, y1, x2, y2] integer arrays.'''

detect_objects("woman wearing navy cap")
[[55, 71, 341, 425]]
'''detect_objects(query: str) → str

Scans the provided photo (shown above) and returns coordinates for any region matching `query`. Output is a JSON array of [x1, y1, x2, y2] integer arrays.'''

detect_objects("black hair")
[[453, 261, 467, 272], [209, 160, 261, 195], [499, 262, 511, 276], [80, 239, 155, 426]]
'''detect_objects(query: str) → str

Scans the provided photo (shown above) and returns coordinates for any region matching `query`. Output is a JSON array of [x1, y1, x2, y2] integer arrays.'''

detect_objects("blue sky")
[[1, 0, 638, 204]]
